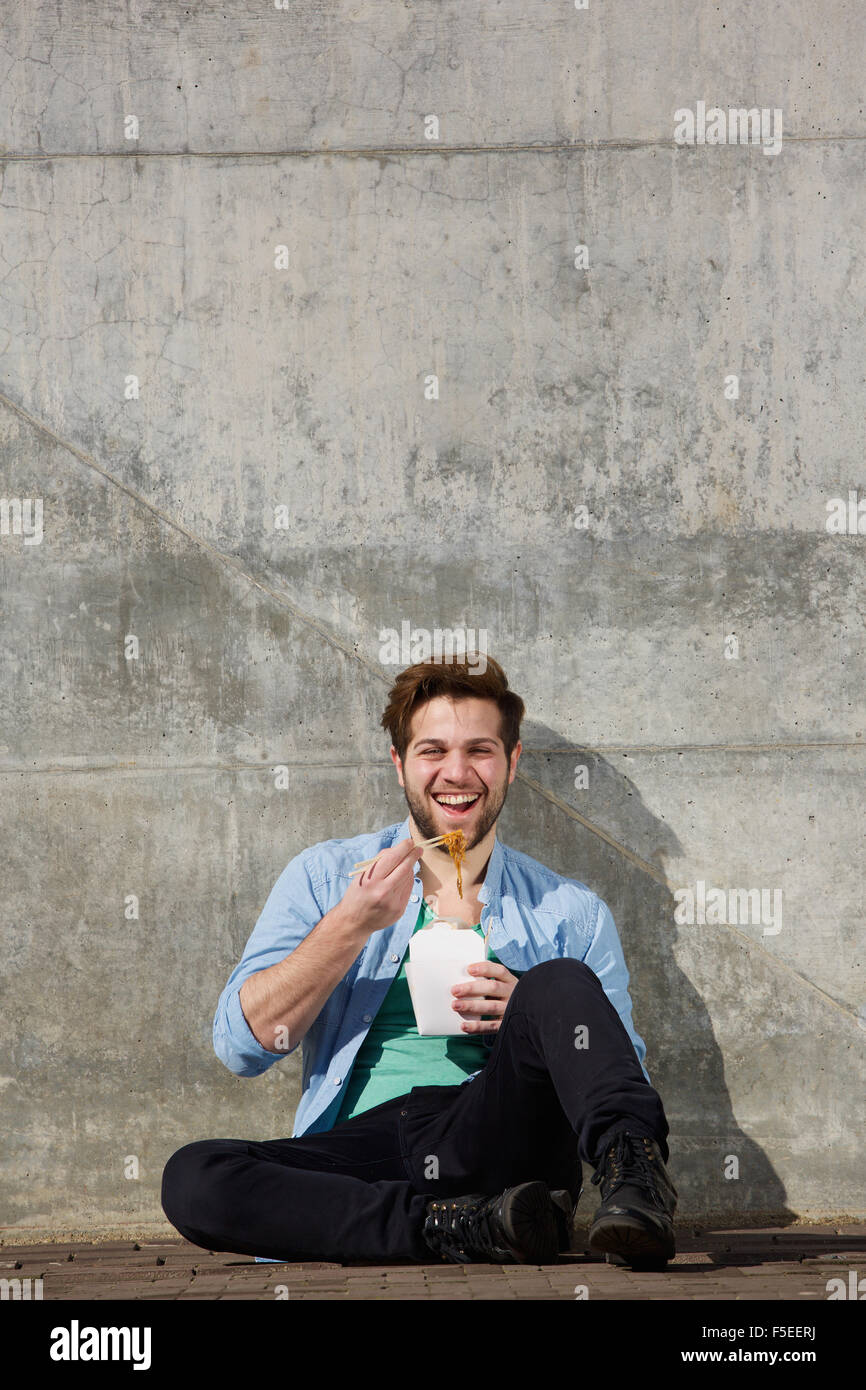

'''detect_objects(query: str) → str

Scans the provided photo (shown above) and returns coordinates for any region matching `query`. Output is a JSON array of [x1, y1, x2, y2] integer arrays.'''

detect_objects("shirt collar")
[[394, 814, 504, 905]]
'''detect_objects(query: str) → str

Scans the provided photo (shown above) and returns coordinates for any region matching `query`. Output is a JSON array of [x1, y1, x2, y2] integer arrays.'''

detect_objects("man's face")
[[391, 696, 521, 851]]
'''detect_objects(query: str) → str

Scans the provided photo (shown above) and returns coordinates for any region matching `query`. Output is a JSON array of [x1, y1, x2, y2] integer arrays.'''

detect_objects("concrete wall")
[[1, 1, 863, 1239]]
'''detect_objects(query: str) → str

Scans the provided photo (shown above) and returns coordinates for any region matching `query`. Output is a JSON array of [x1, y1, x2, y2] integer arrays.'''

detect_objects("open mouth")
[[431, 791, 482, 818]]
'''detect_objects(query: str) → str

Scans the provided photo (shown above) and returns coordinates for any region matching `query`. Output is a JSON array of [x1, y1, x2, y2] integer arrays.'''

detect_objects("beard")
[[401, 766, 511, 855]]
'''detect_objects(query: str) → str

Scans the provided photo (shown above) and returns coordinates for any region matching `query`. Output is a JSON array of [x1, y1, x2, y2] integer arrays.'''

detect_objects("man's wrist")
[[324, 899, 370, 950]]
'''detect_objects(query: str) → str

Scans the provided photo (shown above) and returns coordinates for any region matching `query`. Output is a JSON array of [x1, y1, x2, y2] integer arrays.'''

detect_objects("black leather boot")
[[422, 1180, 570, 1264], [588, 1129, 677, 1268]]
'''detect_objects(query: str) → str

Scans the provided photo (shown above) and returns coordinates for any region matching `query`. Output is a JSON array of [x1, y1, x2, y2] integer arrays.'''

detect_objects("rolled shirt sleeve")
[[213, 849, 325, 1077]]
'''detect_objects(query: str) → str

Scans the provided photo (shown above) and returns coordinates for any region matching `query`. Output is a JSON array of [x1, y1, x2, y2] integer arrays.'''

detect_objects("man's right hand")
[[336, 837, 421, 938], [238, 837, 422, 1055]]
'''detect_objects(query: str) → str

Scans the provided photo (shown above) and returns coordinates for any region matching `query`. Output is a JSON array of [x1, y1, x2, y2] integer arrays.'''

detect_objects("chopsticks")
[[348, 835, 450, 878]]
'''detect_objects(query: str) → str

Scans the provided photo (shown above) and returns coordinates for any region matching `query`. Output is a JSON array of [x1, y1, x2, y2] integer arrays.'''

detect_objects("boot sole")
[[588, 1211, 675, 1268], [497, 1181, 561, 1264]]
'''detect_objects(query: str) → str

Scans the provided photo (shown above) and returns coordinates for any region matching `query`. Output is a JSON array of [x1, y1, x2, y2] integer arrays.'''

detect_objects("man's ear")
[[390, 745, 404, 785], [508, 740, 522, 782]]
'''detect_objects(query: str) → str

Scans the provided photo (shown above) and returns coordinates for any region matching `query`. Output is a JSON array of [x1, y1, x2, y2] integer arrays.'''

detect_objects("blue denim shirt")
[[213, 815, 650, 1137]]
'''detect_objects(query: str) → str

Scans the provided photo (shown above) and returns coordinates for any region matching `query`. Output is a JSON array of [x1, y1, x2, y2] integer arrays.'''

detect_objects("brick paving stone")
[[6, 1225, 863, 1300], [291, 1274, 349, 1284], [695, 1284, 756, 1295]]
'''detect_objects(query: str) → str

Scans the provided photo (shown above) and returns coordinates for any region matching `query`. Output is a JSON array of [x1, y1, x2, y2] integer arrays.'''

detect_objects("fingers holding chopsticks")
[[339, 837, 423, 937], [349, 834, 447, 878]]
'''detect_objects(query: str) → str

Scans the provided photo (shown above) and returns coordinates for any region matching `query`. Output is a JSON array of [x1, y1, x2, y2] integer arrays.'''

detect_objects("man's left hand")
[[451, 961, 519, 1032]]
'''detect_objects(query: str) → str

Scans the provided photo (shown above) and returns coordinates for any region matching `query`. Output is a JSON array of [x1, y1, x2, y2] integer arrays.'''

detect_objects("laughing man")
[[162, 656, 677, 1267]]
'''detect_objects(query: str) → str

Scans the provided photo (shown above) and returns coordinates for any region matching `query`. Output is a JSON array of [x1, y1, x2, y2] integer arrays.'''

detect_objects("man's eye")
[[419, 747, 493, 755]]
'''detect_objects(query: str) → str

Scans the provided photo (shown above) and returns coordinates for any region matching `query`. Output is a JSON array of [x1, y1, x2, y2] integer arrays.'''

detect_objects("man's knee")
[[161, 1139, 230, 1235], [512, 957, 600, 1003]]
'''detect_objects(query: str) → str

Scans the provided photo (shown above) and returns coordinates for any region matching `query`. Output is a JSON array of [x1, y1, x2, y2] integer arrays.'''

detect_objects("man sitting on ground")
[[162, 655, 677, 1267]]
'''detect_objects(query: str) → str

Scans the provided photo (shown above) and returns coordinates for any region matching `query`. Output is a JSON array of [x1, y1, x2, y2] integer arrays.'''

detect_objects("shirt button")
[[409, 893, 420, 903], [390, 953, 399, 962], [362, 1014, 372, 1023], [334, 1077, 341, 1085]]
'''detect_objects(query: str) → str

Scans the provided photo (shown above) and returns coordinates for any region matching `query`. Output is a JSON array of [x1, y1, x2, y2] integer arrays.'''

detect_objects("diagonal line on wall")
[[516, 767, 672, 887], [0, 391, 388, 685], [4, 392, 860, 1029], [517, 768, 860, 1026]]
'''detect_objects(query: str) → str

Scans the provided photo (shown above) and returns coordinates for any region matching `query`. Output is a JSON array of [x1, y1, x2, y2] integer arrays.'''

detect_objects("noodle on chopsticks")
[[441, 829, 467, 899]]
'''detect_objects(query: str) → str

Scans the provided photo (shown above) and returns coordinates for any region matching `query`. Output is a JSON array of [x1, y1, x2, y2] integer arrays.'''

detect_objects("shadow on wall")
[[505, 719, 796, 1227]]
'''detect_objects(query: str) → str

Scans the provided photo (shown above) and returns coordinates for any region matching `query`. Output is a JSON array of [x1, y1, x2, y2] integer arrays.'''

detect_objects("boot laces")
[[425, 1196, 501, 1262], [591, 1131, 665, 1210]]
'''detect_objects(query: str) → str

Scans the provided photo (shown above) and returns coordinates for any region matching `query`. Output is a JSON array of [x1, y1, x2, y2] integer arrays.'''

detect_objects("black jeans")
[[161, 959, 669, 1263]]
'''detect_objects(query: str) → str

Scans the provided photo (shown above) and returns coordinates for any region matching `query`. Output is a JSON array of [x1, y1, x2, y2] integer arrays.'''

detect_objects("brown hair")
[[381, 655, 525, 761]]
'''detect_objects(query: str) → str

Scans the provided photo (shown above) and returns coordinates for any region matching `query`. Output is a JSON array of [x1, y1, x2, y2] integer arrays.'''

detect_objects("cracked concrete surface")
[[0, 2, 864, 1238]]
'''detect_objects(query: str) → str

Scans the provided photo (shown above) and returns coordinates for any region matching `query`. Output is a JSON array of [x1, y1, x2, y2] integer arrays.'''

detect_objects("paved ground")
[[3, 1222, 864, 1300]]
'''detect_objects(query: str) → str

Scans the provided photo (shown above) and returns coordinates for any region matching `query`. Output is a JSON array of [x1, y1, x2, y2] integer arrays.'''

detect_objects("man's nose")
[[438, 751, 473, 783]]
